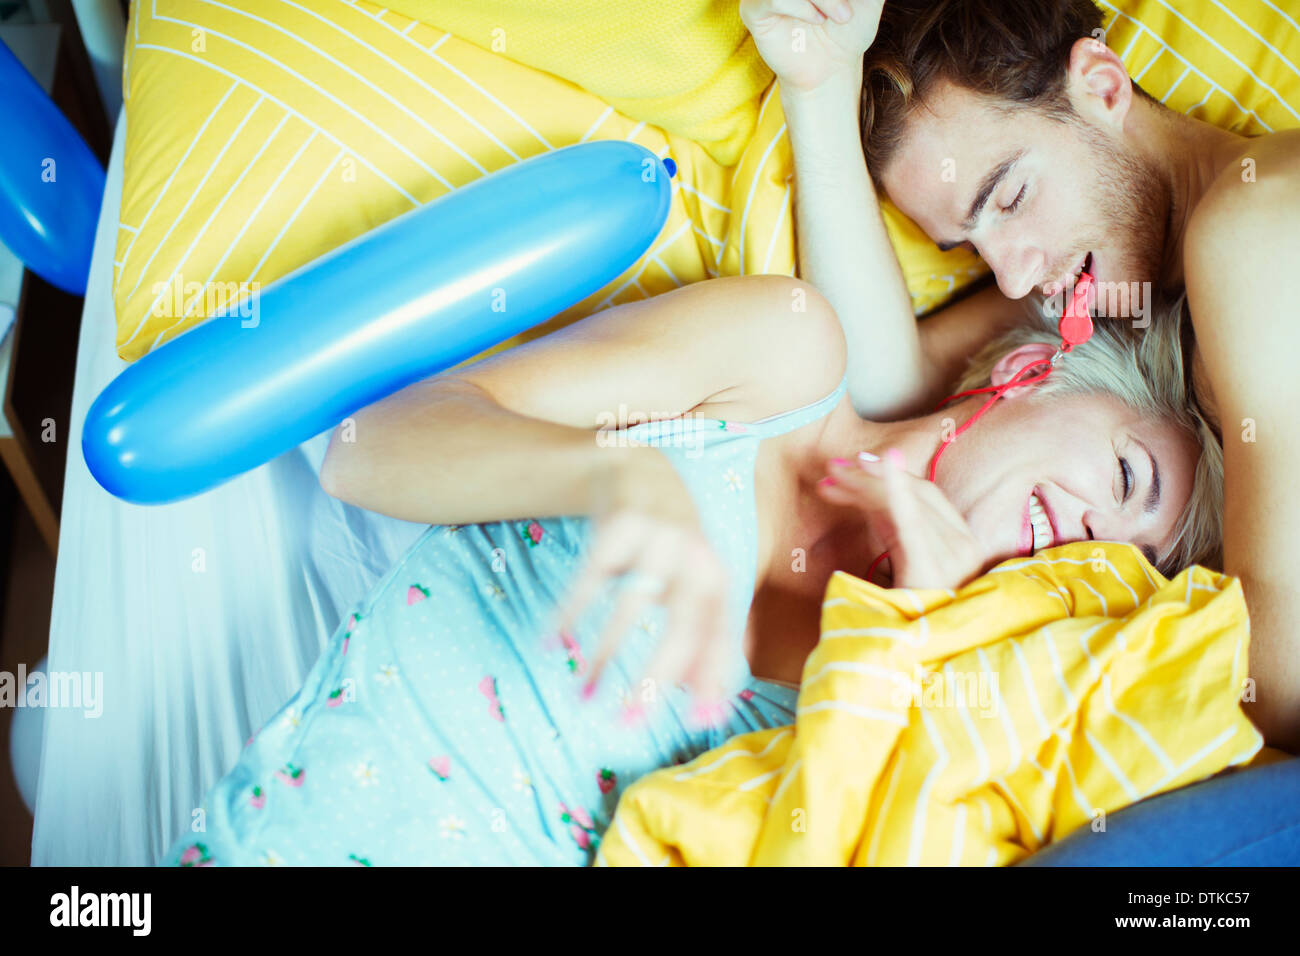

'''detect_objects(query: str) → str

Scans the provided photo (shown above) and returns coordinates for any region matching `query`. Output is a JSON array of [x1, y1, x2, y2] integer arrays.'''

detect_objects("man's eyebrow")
[[962, 149, 1026, 232]]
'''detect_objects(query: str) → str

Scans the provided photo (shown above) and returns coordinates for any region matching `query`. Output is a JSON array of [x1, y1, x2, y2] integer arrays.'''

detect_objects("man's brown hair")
[[860, 0, 1109, 182]]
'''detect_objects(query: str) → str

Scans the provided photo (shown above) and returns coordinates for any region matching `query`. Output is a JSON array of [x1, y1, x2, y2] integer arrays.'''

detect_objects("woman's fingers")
[[548, 511, 644, 638], [639, 576, 720, 717], [635, 543, 730, 713], [582, 532, 679, 694], [817, 454, 900, 526], [879, 448, 917, 523], [553, 508, 733, 722], [874, 454, 984, 587], [817, 450, 986, 589], [639, 582, 703, 700], [868, 451, 926, 580], [824, 451, 941, 528], [683, 582, 732, 717], [581, 584, 655, 696]]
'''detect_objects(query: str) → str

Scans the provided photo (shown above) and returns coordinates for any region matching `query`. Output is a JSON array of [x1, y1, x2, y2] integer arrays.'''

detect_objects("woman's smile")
[[1022, 487, 1061, 556]]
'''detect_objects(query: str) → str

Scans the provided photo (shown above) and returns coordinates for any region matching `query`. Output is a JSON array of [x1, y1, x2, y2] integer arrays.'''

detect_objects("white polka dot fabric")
[[164, 374, 848, 866]]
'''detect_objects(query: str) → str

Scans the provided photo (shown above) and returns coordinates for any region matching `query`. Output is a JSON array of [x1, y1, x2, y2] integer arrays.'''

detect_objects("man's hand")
[[740, 0, 884, 93], [816, 450, 987, 590]]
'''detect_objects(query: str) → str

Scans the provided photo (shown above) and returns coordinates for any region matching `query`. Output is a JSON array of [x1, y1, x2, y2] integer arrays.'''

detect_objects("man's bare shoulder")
[[1183, 130, 1300, 412], [1186, 129, 1300, 260]]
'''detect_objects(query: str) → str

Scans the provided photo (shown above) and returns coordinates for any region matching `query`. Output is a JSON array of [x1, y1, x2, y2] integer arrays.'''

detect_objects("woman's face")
[[935, 370, 1200, 570]]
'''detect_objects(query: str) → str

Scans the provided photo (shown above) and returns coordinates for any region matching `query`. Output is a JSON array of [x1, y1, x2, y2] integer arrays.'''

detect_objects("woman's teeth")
[[1029, 493, 1053, 553]]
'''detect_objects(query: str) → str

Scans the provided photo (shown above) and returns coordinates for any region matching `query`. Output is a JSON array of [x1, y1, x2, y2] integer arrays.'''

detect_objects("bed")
[[31, 112, 431, 865], [32, 114, 1291, 870], [31, 0, 1300, 866]]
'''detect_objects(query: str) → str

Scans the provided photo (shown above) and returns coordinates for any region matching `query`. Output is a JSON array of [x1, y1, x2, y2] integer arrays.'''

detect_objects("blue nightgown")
[[166, 374, 848, 866]]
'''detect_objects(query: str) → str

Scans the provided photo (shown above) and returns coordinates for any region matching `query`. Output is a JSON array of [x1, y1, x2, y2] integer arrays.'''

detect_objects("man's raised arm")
[[742, 0, 1020, 419], [742, 0, 922, 418], [781, 68, 926, 418]]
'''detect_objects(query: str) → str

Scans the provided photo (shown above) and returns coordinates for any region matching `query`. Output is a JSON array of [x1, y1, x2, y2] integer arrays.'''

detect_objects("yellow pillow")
[[1102, 0, 1300, 135], [115, 0, 1300, 363], [115, 0, 795, 362], [381, 0, 772, 168], [600, 542, 1262, 866]]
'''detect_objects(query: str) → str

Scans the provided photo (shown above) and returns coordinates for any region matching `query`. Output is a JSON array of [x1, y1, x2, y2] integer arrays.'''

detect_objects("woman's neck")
[[791, 395, 981, 580], [812, 396, 976, 482]]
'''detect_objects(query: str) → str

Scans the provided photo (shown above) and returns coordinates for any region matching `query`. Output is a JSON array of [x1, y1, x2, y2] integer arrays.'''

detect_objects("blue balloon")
[[0, 38, 105, 295], [83, 141, 672, 504]]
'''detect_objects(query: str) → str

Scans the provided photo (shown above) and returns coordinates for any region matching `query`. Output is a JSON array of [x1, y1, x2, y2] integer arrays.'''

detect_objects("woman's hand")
[[740, 0, 885, 93], [549, 447, 734, 722], [817, 450, 988, 590]]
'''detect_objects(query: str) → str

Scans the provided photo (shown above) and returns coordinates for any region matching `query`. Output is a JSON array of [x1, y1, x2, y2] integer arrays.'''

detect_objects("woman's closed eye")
[[1002, 183, 1028, 215], [1119, 456, 1134, 503]]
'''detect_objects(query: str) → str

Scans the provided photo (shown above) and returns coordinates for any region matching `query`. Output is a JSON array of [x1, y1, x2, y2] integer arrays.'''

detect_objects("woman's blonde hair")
[[954, 294, 1223, 575]]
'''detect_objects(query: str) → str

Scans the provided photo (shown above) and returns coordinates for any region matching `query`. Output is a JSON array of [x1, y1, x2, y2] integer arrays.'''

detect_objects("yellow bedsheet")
[[598, 542, 1263, 866]]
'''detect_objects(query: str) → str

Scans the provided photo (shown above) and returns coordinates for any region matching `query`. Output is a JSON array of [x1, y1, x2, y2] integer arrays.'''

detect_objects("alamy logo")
[[151, 274, 260, 326], [49, 886, 151, 936], [0, 665, 102, 718]]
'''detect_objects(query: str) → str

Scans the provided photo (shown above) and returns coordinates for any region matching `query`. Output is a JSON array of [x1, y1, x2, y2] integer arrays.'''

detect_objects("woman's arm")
[[319, 275, 845, 525], [322, 275, 845, 706], [320, 378, 674, 526]]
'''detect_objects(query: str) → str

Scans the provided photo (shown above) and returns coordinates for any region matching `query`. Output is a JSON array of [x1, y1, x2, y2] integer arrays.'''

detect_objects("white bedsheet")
[[32, 112, 430, 865]]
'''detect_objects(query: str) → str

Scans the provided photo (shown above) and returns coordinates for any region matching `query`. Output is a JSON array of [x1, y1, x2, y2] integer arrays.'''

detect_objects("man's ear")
[[990, 342, 1057, 398], [1063, 36, 1134, 132]]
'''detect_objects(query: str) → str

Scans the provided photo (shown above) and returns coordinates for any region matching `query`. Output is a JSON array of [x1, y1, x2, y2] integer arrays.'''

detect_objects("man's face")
[[879, 79, 1170, 307]]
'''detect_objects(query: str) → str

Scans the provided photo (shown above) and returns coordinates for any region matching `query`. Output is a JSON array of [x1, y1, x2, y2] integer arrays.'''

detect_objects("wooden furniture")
[[0, 21, 104, 557]]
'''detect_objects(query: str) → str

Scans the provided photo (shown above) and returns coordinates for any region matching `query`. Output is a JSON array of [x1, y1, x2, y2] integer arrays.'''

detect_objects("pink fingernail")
[[886, 448, 906, 469], [621, 704, 646, 727], [580, 680, 597, 700], [690, 700, 725, 728], [831, 457, 851, 467], [818, 476, 837, 487]]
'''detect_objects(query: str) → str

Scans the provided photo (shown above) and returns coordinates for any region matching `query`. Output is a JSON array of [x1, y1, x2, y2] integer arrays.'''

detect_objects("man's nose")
[[981, 236, 1045, 301]]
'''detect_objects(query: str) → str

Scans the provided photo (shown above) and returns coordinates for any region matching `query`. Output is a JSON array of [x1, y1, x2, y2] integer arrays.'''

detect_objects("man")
[[741, 0, 1300, 749]]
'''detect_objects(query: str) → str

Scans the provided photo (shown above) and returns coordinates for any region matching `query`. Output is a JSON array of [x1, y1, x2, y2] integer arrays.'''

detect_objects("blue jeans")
[[1024, 758, 1300, 866]]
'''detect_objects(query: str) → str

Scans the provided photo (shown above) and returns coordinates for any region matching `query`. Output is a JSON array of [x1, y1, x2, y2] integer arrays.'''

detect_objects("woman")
[[165, 274, 1219, 866]]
